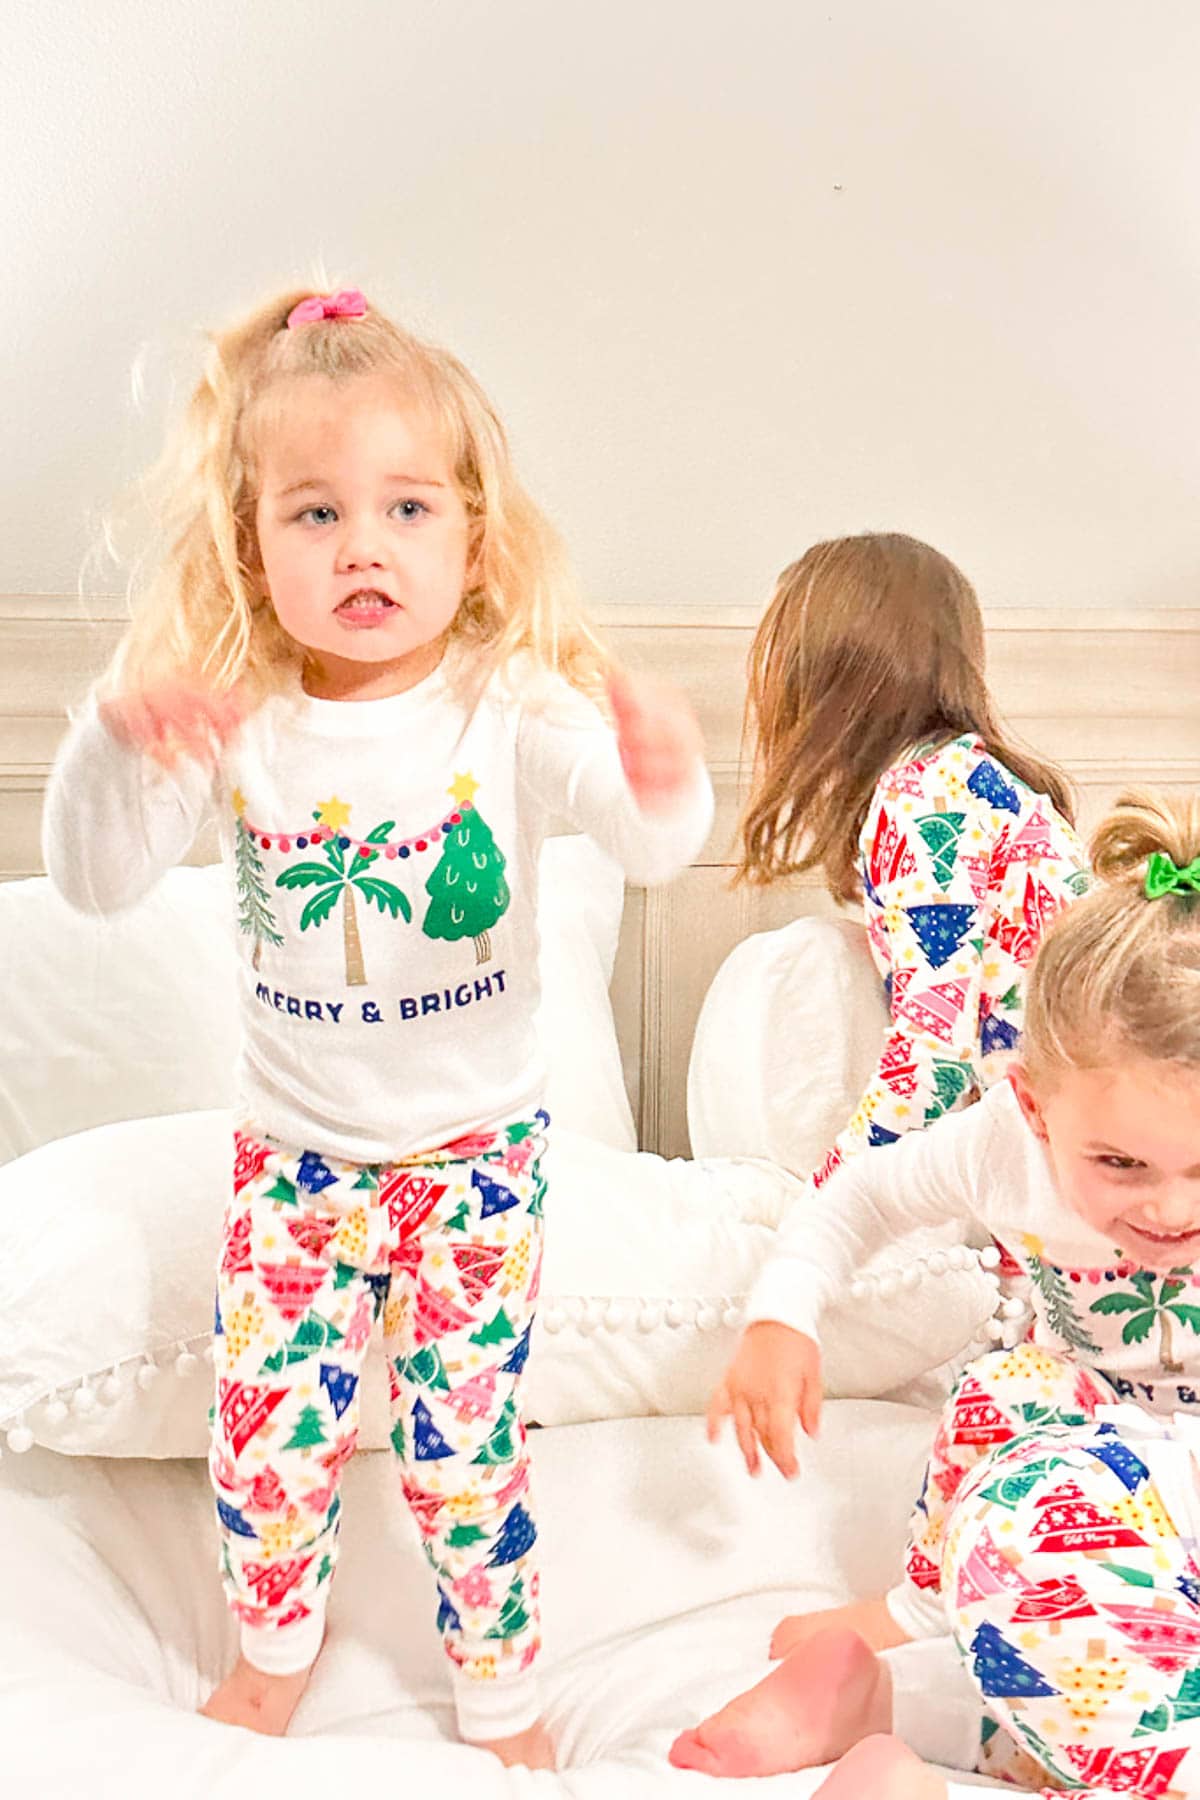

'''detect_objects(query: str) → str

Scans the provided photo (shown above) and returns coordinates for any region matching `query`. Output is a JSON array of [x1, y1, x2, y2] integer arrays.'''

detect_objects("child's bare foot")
[[770, 1594, 910, 1660], [813, 1735, 948, 1800], [668, 1627, 890, 1779], [467, 1719, 556, 1769], [198, 1652, 317, 1735]]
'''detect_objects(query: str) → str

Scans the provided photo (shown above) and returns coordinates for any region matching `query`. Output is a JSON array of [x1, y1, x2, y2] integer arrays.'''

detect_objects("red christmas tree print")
[[401, 1479, 446, 1540], [218, 1379, 289, 1459], [954, 1528, 1034, 1607], [243, 1554, 314, 1610], [221, 1213, 254, 1277], [248, 1468, 290, 1515], [452, 1243, 506, 1306], [1101, 1603, 1200, 1674], [258, 1260, 329, 1323], [379, 1170, 447, 1239], [286, 1215, 340, 1261], [948, 1376, 1015, 1448], [1029, 1480, 1149, 1556], [867, 808, 918, 889], [1008, 1576, 1095, 1624], [905, 1547, 941, 1591], [412, 1276, 476, 1347], [1005, 809, 1056, 867], [879, 1032, 920, 1099], [959, 852, 992, 905], [233, 1132, 274, 1195], [1064, 1742, 1187, 1797]]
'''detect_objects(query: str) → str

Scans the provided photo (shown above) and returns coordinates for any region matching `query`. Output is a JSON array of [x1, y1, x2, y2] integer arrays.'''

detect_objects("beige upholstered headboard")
[[3, 596, 1199, 1157]]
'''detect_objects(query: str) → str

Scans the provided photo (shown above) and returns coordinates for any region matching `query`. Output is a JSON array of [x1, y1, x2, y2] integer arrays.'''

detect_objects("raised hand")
[[608, 666, 704, 815], [98, 676, 245, 769]]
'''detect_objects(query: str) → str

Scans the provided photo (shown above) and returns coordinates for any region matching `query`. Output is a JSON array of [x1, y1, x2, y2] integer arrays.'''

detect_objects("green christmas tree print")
[[485, 1574, 531, 1639], [276, 803, 411, 986], [472, 1396, 519, 1466], [259, 1314, 345, 1372], [1136, 1666, 1200, 1735], [233, 813, 283, 970], [1028, 1255, 1102, 1356], [1091, 1271, 1200, 1375], [445, 1522, 488, 1550], [470, 1305, 516, 1349], [916, 810, 967, 890], [283, 1403, 328, 1451], [423, 791, 510, 965], [924, 1058, 973, 1125]]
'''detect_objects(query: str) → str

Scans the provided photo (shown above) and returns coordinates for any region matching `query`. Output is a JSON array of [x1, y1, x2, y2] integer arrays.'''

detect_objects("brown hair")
[[735, 533, 1075, 901], [100, 286, 608, 707], [1022, 789, 1200, 1082]]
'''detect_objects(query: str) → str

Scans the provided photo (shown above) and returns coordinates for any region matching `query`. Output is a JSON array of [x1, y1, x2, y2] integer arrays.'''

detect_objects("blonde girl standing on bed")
[[42, 286, 712, 1767], [675, 791, 1200, 1800]]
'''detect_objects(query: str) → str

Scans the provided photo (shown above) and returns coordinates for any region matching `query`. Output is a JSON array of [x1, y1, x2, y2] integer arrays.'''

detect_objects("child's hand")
[[706, 1322, 822, 1480], [98, 677, 245, 770], [608, 666, 704, 815]]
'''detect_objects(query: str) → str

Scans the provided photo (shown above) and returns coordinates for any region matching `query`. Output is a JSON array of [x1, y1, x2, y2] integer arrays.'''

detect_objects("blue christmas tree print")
[[868, 1120, 901, 1147], [981, 1012, 1020, 1057], [214, 1294, 224, 1335], [488, 1502, 537, 1566], [436, 1585, 462, 1634], [1090, 1432, 1150, 1494], [971, 1623, 1057, 1699], [320, 1363, 358, 1420], [473, 1168, 520, 1218], [906, 903, 977, 969], [364, 1270, 390, 1317], [500, 1323, 532, 1376], [968, 760, 1020, 815], [296, 1150, 338, 1194], [216, 1496, 257, 1538], [413, 1396, 455, 1460]]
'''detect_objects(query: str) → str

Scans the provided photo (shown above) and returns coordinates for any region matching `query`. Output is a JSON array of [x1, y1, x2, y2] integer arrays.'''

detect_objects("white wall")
[[5, 0, 1199, 610]]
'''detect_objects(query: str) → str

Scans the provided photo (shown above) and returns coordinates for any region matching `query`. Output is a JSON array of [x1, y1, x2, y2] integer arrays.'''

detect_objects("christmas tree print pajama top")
[[42, 654, 714, 1738], [747, 1081, 1200, 1797], [808, 733, 1087, 1192]]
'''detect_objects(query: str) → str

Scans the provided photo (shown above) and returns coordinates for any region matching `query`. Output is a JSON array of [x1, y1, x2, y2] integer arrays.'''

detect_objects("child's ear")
[[1008, 1064, 1050, 1142]]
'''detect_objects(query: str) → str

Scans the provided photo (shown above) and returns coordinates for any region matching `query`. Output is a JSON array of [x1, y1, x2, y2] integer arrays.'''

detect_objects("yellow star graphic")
[[231, 786, 247, 817], [448, 771, 480, 806], [316, 796, 353, 830]]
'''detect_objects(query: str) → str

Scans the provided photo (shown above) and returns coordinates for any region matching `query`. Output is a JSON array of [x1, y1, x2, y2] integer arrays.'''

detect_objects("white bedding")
[[0, 1404, 998, 1797]]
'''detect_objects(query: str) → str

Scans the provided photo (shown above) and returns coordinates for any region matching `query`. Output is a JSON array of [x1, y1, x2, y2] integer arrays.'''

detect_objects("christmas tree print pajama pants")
[[209, 1114, 547, 1741], [888, 1343, 1200, 1796]]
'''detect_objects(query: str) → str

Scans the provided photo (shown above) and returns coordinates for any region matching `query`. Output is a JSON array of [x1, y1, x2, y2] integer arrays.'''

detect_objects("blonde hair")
[[99, 287, 608, 705], [736, 533, 1075, 902], [1022, 789, 1200, 1082]]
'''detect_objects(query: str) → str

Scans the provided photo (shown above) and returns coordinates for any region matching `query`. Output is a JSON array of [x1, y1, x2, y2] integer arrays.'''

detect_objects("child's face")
[[1011, 1060, 1200, 1268], [254, 374, 471, 700]]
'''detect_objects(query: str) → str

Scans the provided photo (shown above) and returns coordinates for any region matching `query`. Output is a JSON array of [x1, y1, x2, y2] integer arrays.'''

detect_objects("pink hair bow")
[[285, 289, 369, 329]]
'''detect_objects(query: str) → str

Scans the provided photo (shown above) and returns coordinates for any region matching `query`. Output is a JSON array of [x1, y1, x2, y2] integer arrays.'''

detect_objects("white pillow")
[[687, 916, 890, 1176], [0, 835, 634, 1165], [0, 1109, 998, 1458]]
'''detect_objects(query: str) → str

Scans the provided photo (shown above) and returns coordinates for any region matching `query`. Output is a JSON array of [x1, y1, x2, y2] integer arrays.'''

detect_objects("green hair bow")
[[1144, 849, 1200, 900]]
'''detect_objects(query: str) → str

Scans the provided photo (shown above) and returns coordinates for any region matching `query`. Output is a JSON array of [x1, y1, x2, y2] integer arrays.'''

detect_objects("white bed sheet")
[[0, 1403, 1000, 1798]]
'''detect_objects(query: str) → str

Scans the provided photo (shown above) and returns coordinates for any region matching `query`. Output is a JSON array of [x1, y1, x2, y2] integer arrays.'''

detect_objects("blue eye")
[[392, 498, 429, 521], [299, 505, 337, 525]]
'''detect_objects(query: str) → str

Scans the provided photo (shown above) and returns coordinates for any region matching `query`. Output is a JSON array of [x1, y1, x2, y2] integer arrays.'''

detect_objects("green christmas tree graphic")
[[485, 1574, 531, 1639], [423, 776, 510, 965], [916, 809, 967, 890], [1091, 1271, 1200, 1375], [1028, 1254, 1102, 1356], [472, 1396, 519, 1466], [233, 809, 283, 970], [1137, 1666, 1200, 1735], [276, 800, 411, 986], [283, 1403, 328, 1451]]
